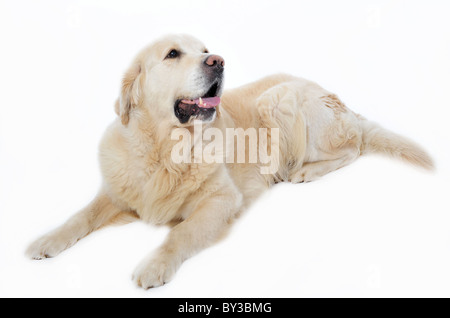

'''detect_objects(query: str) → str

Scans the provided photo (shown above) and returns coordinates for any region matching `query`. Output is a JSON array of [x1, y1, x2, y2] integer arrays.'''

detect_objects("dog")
[[26, 34, 434, 289]]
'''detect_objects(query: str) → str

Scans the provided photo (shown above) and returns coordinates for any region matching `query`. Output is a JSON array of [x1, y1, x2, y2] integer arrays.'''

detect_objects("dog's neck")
[[123, 109, 223, 172]]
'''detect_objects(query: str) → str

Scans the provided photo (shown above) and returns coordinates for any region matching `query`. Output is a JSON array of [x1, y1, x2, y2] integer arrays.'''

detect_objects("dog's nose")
[[204, 55, 225, 68]]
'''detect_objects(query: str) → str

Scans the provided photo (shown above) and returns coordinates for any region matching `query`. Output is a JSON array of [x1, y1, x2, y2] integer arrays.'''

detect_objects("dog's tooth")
[[199, 97, 203, 106]]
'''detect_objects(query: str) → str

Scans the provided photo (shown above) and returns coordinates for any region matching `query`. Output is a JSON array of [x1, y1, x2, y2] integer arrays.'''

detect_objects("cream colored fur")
[[26, 34, 433, 289]]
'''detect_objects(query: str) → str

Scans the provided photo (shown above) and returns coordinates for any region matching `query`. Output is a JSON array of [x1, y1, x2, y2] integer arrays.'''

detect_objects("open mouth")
[[174, 82, 221, 124]]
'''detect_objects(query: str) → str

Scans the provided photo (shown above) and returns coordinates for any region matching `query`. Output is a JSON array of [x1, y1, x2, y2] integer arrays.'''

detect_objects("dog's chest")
[[99, 122, 219, 223], [104, 148, 201, 223]]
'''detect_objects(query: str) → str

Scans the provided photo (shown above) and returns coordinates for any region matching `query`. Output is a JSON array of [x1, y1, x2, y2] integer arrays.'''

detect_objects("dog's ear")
[[118, 62, 142, 125]]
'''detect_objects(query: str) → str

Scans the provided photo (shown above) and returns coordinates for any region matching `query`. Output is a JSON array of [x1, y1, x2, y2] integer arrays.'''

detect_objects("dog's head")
[[116, 34, 224, 127]]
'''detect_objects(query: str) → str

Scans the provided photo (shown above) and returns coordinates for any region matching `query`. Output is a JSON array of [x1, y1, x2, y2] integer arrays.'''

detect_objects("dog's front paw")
[[132, 253, 178, 289], [289, 167, 317, 183], [26, 232, 75, 260]]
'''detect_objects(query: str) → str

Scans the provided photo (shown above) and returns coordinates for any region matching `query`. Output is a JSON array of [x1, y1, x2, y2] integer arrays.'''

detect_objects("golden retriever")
[[26, 34, 433, 289]]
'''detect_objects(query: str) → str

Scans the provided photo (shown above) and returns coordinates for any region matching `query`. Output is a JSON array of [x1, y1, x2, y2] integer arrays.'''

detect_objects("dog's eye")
[[166, 49, 179, 59], [203, 49, 209, 54]]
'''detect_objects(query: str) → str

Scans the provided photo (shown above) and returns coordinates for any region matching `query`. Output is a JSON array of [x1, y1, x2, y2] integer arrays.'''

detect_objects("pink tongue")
[[181, 96, 221, 108]]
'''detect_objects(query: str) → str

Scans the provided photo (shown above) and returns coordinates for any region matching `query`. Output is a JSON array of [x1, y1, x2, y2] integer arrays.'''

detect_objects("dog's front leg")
[[26, 192, 124, 259], [132, 186, 242, 289]]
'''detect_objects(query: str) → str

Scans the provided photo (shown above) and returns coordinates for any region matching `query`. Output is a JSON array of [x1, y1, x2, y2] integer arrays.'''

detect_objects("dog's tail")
[[359, 118, 434, 170]]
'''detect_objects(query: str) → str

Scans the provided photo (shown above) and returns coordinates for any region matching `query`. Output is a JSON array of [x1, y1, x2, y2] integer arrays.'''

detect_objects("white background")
[[1, 0, 450, 297]]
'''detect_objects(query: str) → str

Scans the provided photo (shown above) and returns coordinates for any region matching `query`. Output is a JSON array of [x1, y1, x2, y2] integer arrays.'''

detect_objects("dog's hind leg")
[[26, 192, 130, 259], [290, 148, 359, 183], [290, 93, 363, 183], [256, 81, 307, 181]]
